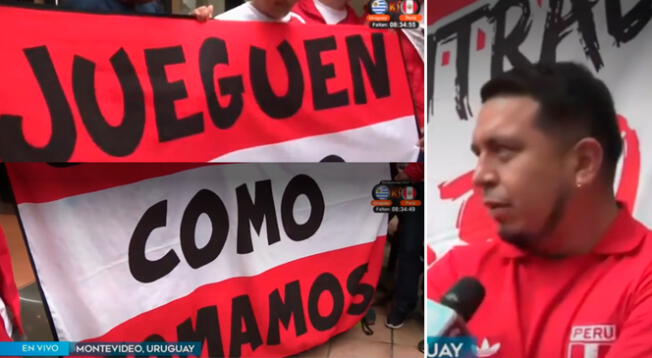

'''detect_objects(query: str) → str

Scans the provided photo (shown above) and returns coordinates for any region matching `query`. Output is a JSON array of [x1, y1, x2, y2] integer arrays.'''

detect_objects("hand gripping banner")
[[0, 5, 419, 162], [7, 163, 388, 357]]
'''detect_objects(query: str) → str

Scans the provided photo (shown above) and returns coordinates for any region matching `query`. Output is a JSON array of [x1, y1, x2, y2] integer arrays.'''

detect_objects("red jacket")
[[398, 30, 424, 130], [429, 209, 652, 358], [404, 163, 424, 182], [292, 0, 361, 25]]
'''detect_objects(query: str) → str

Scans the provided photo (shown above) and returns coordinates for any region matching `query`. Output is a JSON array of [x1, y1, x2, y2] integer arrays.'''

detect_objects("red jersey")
[[216, 2, 306, 23], [428, 208, 652, 358], [398, 30, 424, 129], [404, 162, 424, 182], [292, 0, 361, 25]]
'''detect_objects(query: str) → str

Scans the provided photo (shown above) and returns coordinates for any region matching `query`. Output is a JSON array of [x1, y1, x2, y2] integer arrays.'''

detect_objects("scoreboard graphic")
[[368, 0, 422, 29]]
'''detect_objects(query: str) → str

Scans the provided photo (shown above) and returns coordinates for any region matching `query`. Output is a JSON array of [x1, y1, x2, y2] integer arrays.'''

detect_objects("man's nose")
[[472, 158, 498, 189]]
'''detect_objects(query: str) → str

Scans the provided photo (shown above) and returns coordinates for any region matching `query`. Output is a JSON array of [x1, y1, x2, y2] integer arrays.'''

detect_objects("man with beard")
[[428, 62, 652, 357]]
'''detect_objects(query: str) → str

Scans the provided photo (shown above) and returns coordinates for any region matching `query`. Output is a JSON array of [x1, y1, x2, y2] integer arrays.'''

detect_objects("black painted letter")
[[73, 48, 145, 156], [308, 273, 345, 331], [345, 34, 390, 104], [200, 37, 245, 129], [281, 175, 325, 242], [129, 201, 180, 283], [606, 0, 652, 46], [305, 37, 349, 110], [177, 306, 225, 358], [180, 189, 229, 269], [267, 280, 307, 344], [236, 180, 281, 254], [230, 295, 263, 357], [346, 264, 374, 315], [541, 0, 602, 71], [489, 0, 532, 77], [250, 41, 304, 118], [146, 46, 203, 142], [0, 46, 76, 161]]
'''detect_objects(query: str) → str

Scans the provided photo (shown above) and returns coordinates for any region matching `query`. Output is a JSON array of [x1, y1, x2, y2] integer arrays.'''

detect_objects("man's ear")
[[572, 137, 604, 187]]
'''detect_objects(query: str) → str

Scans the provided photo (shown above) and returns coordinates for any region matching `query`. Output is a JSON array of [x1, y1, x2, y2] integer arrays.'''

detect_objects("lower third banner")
[[0, 342, 201, 356], [7, 163, 389, 357]]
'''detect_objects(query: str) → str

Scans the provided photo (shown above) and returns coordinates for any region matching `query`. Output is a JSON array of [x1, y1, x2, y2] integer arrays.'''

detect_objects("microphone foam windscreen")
[[440, 277, 486, 322]]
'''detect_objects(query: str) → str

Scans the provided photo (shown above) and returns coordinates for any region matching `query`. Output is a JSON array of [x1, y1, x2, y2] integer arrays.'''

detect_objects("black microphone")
[[427, 277, 486, 337]]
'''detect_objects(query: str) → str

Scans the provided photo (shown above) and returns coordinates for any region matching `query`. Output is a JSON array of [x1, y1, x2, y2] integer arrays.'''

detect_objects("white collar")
[[313, 0, 348, 24], [246, 1, 294, 23]]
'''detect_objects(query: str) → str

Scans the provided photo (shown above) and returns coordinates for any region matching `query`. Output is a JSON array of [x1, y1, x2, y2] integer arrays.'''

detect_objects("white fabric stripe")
[[585, 344, 599, 358], [0, 298, 11, 338], [17, 164, 389, 341], [212, 116, 420, 162]]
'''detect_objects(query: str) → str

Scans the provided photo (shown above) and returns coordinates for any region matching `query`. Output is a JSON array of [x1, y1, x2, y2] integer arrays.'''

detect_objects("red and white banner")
[[427, 0, 650, 261], [7, 163, 388, 357], [0, 4, 419, 162]]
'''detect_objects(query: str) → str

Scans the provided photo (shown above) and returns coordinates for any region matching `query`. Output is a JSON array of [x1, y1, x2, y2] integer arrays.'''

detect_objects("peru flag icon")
[[568, 343, 611, 358]]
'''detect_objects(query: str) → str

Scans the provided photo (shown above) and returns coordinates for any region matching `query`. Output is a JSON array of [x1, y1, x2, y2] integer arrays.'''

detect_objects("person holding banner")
[[291, 0, 361, 25], [428, 62, 652, 357], [386, 163, 424, 329], [400, 28, 424, 151], [193, 0, 305, 23]]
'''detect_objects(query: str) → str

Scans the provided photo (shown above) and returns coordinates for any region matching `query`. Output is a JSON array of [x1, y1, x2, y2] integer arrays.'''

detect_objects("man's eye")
[[496, 147, 515, 161]]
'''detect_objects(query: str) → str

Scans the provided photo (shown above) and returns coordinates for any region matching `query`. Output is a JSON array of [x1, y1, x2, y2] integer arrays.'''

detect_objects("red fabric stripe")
[[398, 30, 424, 129], [426, 245, 436, 266], [428, 0, 479, 25], [79, 238, 386, 357], [569, 344, 585, 358], [441, 51, 450, 66], [477, 29, 486, 50]]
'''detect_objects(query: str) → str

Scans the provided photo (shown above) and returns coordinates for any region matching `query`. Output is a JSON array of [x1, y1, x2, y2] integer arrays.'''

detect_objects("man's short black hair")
[[480, 62, 622, 184]]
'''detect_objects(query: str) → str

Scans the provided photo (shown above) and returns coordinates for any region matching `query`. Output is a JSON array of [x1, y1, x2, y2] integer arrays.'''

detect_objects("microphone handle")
[[442, 316, 470, 337]]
